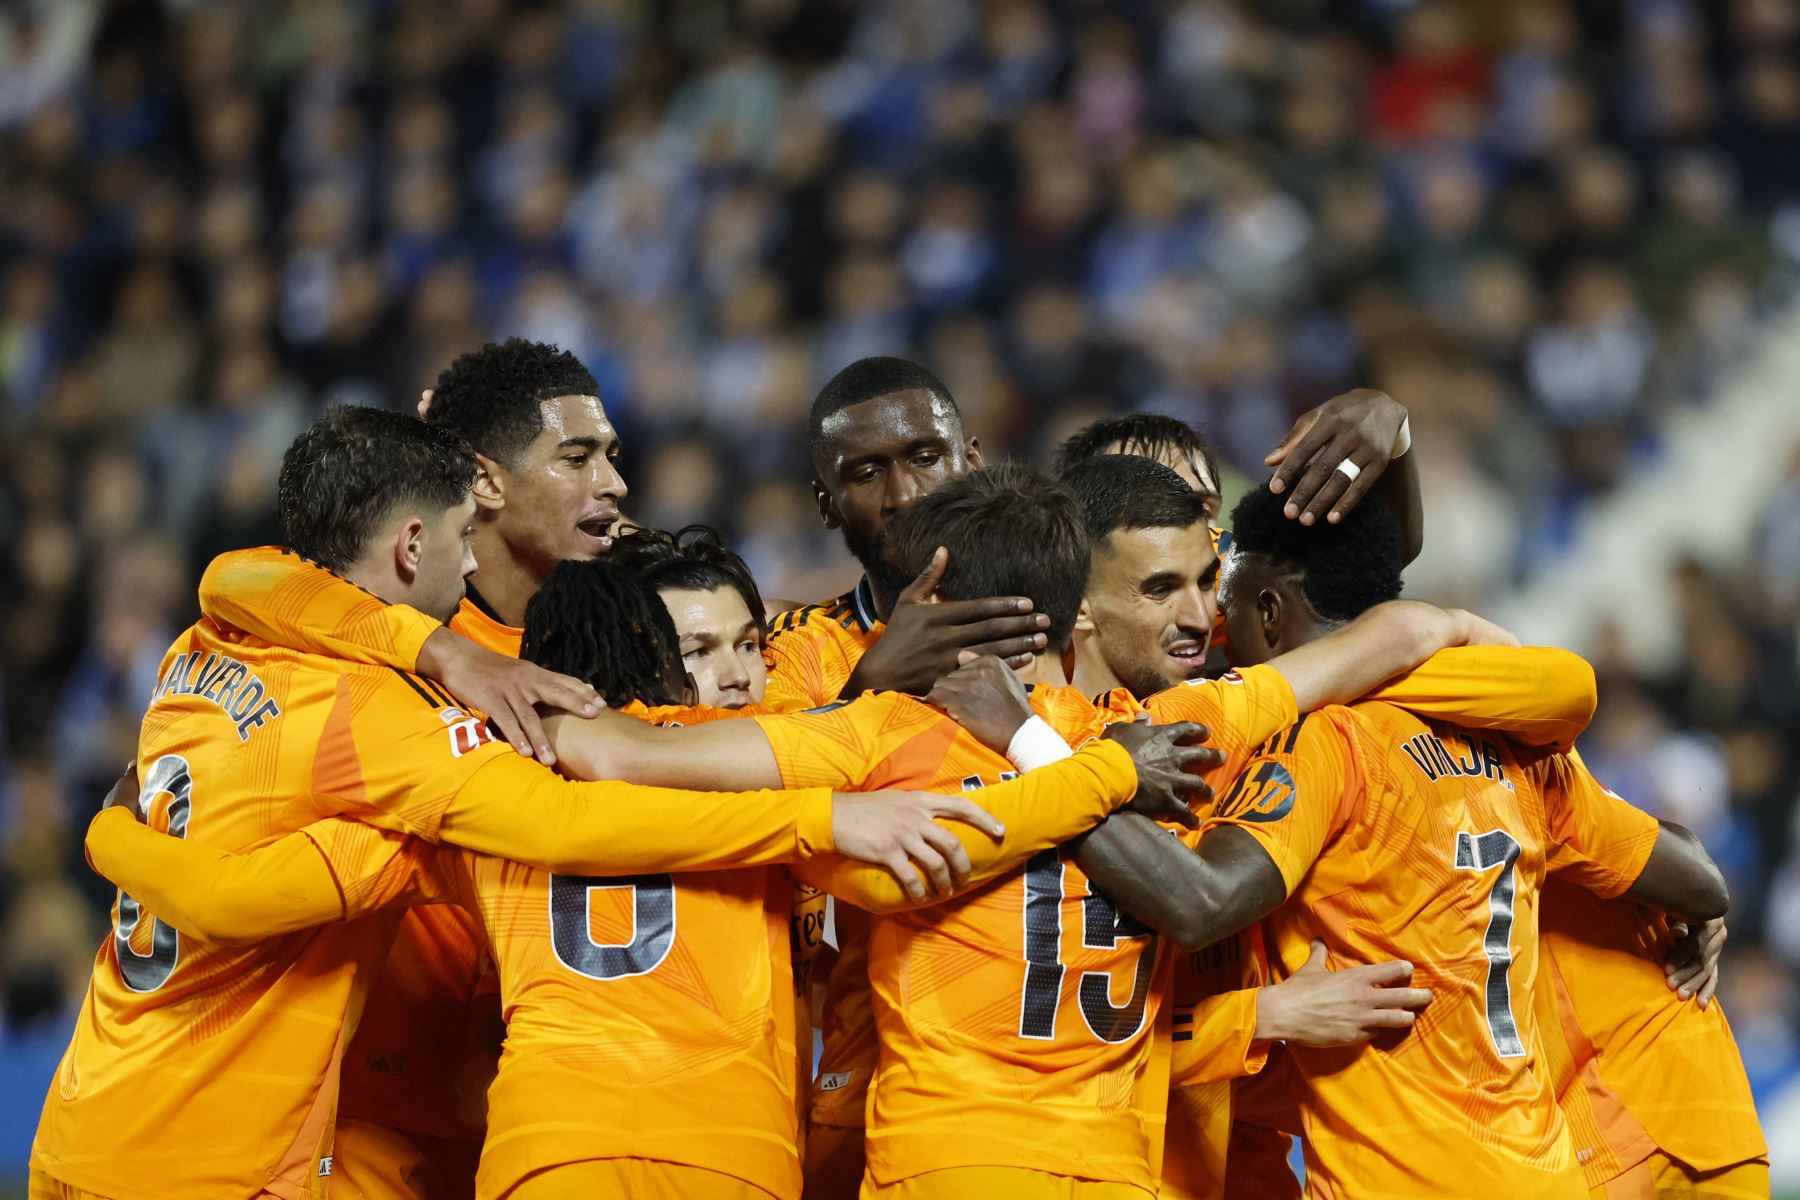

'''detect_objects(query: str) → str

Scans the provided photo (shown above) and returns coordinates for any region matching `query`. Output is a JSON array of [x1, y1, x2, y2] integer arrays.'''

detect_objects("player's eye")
[[682, 648, 706, 663], [912, 452, 942, 468], [736, 640, 760, 656], [565, 453, 589, 468]]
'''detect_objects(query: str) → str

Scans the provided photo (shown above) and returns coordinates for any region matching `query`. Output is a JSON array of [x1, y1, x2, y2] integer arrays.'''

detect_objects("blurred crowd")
[[4, 0, 1800, 1165]]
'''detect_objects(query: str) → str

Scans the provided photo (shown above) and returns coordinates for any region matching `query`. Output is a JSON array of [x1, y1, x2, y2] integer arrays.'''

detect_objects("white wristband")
[[1006, 715, 1074, 772], [1391, 415, 1411, 457]]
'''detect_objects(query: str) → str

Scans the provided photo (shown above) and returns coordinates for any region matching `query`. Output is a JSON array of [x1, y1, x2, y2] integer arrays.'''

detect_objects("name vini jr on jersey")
[[151, 650, 282, 741]]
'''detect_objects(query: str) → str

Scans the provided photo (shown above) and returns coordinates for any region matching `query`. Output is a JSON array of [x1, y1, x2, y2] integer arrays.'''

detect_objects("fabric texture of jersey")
[[30, 615, 514, 1200], [763, 576, 883, 1133], [1204, 703, 1659, 1198], [199, 548, 515, 1155], [764, 577, 883, 710], [1535, 754, 1764, 1175], [758, 668, 1298, 1191]]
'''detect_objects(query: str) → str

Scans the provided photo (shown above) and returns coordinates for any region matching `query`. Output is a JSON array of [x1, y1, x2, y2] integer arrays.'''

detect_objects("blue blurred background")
[[3, 0, 1800, 1186]]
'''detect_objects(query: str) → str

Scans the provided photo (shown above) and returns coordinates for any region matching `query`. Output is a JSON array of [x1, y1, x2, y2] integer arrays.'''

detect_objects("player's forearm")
[[1626, 821, 1730, 924], [199, 546, 439, 669], [793, 741, 1139, 912], [1076, 817, 1286, 952], [85, 808, 346, 943], [1271, 600, 1460, 712], [1377, 448, 1425, 565], [1170, 989, 1268, 1087], [1365, 646, 1597, 750], [544, 710, 785, 791], [438, 755, 835, 874]]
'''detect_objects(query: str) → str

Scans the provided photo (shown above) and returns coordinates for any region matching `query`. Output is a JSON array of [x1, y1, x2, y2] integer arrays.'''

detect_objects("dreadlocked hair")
[[521, 560, 687, 708]]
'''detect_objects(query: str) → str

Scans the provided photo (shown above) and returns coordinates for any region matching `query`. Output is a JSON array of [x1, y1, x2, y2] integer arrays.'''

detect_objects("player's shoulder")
[[1034, 684, 1112, 738], [768, 578, 879, 642], [1249, 704, 1359, 762]]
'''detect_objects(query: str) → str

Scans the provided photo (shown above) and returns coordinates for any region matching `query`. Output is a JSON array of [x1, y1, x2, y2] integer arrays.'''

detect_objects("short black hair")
[[1055, 413, 1221, 499], [809, 356, 959, 461], [278, 405, 477, 574], [427, 337, 599, 466], [1060, 454, 1212, 544], [520, 560, 688, 708], [608, 524, 768, 639], [888, 464, 1088, 650], [1229, 484, 1403, 623]]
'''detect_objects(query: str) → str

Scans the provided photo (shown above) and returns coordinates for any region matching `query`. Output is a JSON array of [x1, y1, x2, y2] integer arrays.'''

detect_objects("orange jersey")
[[1153, 644, 1599, 1200], [1204, 703, 1660, 1199], [759, 667, 1299, 1191], [764, 577, 883, 710], [200, 549, 517, 1148], [30, 618, 508, 1200], [1535, 761, 1764, 1176], [80, 690, 1140, 1200], [763, 577, 884, 1134]]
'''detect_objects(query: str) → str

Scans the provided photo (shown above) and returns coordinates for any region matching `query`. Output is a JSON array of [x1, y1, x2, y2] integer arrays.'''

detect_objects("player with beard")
[[937, 456, 1610, 1200], [192, 338, 629, 1200]]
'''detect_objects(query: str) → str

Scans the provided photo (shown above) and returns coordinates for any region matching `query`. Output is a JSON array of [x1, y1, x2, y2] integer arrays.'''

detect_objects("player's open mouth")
[[577, 517, 615, 551], [1165, 641, 1205, 669]]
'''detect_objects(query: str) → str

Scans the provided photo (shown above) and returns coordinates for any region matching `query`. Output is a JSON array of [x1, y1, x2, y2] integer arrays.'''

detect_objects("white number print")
[[1452, 829, 1524, 1058], [114, 755, 194, 992]]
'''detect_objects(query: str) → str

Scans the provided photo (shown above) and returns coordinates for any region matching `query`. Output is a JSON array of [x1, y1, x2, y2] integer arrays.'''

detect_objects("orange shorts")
[[1589, 1152, 1770, 1200], [501, 1159, 778, 1200], [331, 1117, 480, 1200]]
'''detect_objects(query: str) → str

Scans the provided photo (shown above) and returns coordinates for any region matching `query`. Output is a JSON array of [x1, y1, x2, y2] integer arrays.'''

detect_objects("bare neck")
[[1069, 626, 1123, 696], [1015, 651, 1072, 690], [466, 525, 544, 629]]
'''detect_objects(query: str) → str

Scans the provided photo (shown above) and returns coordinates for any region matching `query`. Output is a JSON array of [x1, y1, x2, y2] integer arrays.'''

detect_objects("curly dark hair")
[[278, 405, 477, 574], [1055, 413, 1220, 500], [520, 560, 687, 709], [1228, 484, 1403, 623], [427, 338, 600, 466], [607, 524, 767, 638]]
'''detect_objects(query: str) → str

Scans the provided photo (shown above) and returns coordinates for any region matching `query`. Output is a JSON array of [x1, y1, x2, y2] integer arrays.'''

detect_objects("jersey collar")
[[849, 575, 881, 633]]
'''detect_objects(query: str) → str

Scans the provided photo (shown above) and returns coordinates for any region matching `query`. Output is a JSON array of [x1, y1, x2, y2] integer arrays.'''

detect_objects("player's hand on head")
[[1255, 940, 1433, 1046], [927, 654, 1033, 752], [844, 548, 1050, 696], [830, 789, 1006, 902], [1264, 388, 1407, 526], [415, 627, 603, 765], [1665, 917, 1727, 1008], [101, 762, 142, 823], [1102, 718, 1222, 828]]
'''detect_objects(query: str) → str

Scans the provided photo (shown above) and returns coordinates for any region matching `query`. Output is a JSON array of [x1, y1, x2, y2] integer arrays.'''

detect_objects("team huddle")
[[28, 341, 1767, 1200]]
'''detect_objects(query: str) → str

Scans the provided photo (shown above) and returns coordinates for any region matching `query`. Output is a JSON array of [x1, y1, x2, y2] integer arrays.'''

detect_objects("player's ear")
[[471, 453, 506, 512], [813, 481, 841, 530], [1073, 594, 1097, 633], [1257, 587, 1283, 650], [394, 517, 427, 583], [964, 436, 983, 469]]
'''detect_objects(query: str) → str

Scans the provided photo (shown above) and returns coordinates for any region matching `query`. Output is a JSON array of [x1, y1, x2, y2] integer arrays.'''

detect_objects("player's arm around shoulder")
[[1365, 644, 1597, 751]]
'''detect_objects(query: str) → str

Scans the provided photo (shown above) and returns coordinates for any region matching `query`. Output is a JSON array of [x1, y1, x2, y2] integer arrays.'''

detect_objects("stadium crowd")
[[1, 0, 1800, 1176]]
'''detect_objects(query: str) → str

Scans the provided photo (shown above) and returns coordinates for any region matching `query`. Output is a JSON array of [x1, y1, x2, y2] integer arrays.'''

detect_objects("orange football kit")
[[29, 552, 910, 1200], [82, 687, 1144, 1200], [1203, 700, 1661, 1199], [1530, 758, 1767, 1199]]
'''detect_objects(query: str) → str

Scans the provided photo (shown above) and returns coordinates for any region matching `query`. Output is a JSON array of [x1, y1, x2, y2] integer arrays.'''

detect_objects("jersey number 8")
[[114, 755, 193, 993]]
